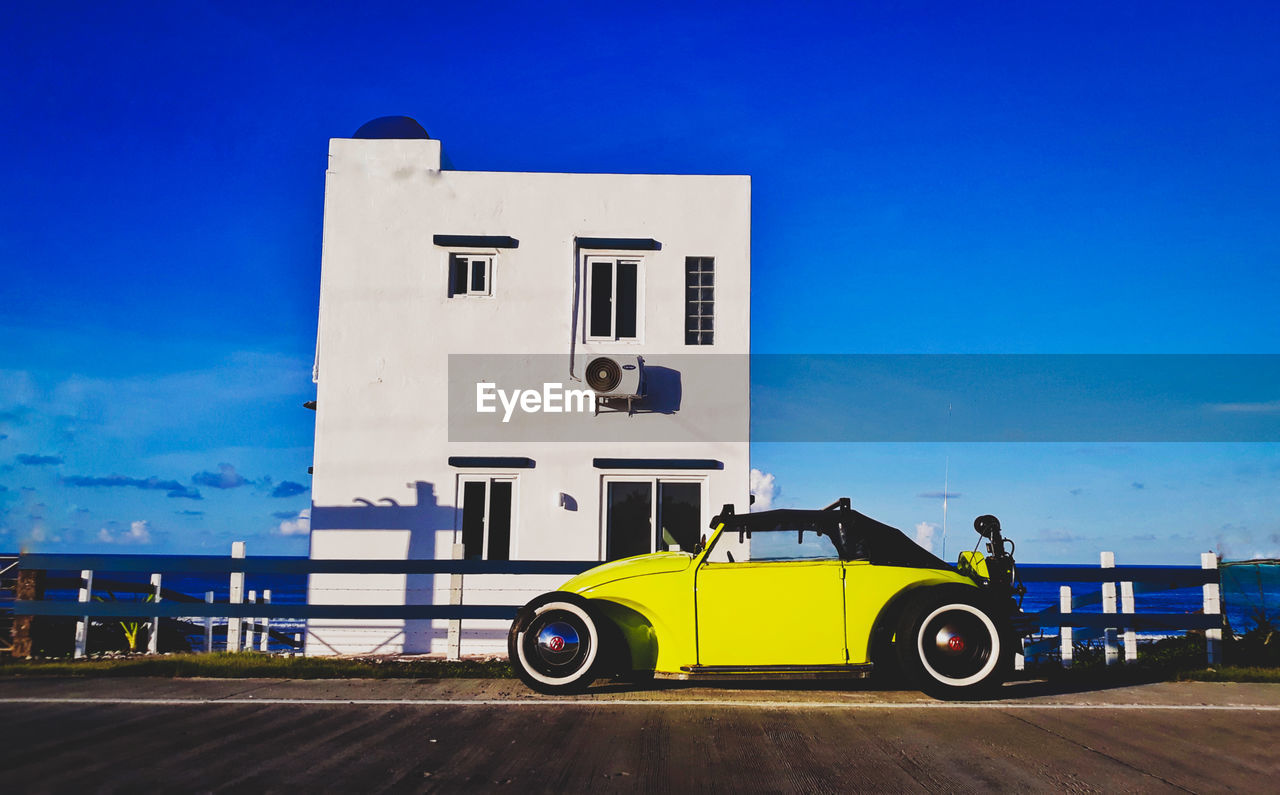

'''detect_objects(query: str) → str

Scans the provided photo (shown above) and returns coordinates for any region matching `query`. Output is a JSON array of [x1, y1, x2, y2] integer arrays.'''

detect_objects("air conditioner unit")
[[585, 355, 645, 399]]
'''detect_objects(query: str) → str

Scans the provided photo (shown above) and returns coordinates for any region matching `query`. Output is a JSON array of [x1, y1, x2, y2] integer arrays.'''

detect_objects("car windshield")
[[749, 528, 840, 561], [704, 522, 841, 562], [705, 506, 953, 570]]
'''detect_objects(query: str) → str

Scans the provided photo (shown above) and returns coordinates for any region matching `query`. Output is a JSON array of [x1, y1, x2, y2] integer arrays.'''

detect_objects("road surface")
[[2, 677, 1277, 792]]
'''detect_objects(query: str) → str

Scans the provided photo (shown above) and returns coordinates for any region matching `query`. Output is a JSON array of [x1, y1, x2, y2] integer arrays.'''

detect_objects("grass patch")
[[0, 653, 514, 680], [1023, 662, 1280, 687], [1021, 629, 1280, 686], [1175, 666, 1280, 684]]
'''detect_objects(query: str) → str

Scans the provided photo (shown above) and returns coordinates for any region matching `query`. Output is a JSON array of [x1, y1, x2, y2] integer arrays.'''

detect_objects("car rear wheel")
[[896, 590, 1010, 699], [508, 594, 602, 695]]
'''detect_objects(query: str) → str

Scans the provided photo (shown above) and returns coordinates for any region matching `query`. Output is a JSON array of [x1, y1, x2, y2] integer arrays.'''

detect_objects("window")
[[458, 477, 514, 559], [603, 478, 702, 560], [685, 257, 714, 345], [449, 254, 492, 297], [586, 257, 641, 341]]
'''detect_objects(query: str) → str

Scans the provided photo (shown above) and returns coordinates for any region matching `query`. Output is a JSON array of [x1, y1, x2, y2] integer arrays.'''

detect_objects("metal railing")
[[1019, 551, 1223, 666], [9, 549, 1225, 665], [10, 550, 596, 658]]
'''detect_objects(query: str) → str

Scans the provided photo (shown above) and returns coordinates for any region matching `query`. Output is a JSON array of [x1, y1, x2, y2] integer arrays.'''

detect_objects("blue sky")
[[2, 2, 1278, 562]]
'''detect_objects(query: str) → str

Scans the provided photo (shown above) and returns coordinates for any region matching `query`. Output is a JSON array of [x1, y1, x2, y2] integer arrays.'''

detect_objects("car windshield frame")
[[704, 502, 952, 570]]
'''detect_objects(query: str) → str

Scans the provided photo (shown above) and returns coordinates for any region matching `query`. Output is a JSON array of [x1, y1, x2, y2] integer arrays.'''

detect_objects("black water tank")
[[353, 116, 430, 139]]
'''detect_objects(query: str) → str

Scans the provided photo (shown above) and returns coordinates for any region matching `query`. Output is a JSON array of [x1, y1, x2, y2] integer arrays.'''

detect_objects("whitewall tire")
[[896, 589, 1010, 699], [508, 595, 602, 695]]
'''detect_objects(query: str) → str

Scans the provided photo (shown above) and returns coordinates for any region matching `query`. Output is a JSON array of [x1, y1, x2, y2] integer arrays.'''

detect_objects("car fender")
[[587, 598, 660, 674], [867, 581, 990, 663], [574, 569, 699, 674], [515, 591, 662, 675], [870, 581, 1017, 658], [512, 590, 597, 625]]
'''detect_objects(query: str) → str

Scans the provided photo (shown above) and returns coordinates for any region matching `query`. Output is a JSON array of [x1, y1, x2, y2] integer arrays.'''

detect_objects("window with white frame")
[[585, 256, 642, 341], [457, 476, 515, 559], [685, 256, 714, 345], [449, 253, 493, 297], [603, 477, 703, 560]]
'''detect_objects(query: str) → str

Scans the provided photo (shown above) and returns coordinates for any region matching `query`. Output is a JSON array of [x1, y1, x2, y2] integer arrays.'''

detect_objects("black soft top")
[[710, 498, 950, 570]]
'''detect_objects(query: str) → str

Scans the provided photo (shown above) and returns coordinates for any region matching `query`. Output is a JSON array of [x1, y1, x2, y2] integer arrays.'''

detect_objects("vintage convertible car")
[[508, 499, 1027, 698]]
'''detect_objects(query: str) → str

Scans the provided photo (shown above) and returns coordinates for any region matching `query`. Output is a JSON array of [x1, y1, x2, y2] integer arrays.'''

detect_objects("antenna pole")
[[941, 402, 952, 560], [942, 456, 949, 560]]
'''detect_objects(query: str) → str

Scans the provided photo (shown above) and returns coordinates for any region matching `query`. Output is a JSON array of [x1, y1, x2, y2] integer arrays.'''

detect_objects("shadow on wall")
[[310, 481, 455, 654], [637, 366, 682, 414]]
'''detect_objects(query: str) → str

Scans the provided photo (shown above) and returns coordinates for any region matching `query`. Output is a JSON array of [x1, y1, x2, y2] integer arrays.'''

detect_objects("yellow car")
[[509, 499, 1026, 698]]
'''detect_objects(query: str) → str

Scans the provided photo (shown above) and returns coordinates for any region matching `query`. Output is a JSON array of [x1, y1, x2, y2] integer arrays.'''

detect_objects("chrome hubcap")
[[921, 609, 992, 681], [934, 624, 967, 656], [535, 621, 580, 666]]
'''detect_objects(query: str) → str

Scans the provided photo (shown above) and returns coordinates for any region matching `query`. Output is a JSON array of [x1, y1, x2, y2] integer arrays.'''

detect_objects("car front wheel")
[[896, 589, 1010, 699], [508, 593, 602, 695]]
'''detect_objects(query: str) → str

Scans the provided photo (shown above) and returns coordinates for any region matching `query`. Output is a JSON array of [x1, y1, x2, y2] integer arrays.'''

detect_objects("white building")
[[307, 117, 750, 656]]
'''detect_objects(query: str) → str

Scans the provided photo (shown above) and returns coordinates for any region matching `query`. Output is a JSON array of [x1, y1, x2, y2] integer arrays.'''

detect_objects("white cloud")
[[1039, 527, 1081, 544], [99, 520, 152, 545], [277, 508, 310, 536], [914, 521, 939, 553], [24, 520, 62, 545], [749, 469, 778, 512], [192, 462, 249, 490], [1207, 400, 1280, 414]]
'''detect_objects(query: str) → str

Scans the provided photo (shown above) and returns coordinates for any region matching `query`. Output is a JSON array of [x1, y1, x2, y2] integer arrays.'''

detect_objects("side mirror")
[[974, 514, 1001, 539], [957, 550, 990, 580]]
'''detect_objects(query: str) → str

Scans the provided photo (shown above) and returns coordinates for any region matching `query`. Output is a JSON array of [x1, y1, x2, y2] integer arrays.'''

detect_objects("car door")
[[694, 528, 847, 666]]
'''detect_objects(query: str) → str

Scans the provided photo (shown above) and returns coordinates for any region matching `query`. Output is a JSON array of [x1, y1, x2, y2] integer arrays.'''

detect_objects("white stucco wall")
[[307, 136, 750, 656]]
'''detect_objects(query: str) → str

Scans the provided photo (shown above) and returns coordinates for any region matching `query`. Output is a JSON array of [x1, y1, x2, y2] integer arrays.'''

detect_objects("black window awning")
[[576, 237, 661, 251], [593, 458, 722, 470], [433, 235, 519, 249], [447, 457, 535, 469]]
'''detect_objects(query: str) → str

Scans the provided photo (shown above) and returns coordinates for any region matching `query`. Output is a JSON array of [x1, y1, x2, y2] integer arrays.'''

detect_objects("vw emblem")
[[547, 635, 565, 652]]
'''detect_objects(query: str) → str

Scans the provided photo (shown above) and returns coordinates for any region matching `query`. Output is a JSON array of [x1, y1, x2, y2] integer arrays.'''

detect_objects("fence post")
[[447, 543, 465, 661], [1120, 580, 1137, 663], [147, 573, 162, 655], [1059, 585, 1073, 668], [204, 591, 214, 653], [1202, 552, 1222, 665], [228, 541, 245, 652], [1101, 551, 1118, 666], [245, 590, 257, 651], [259, 590, 271, 652], [73, 569, 94, 659]]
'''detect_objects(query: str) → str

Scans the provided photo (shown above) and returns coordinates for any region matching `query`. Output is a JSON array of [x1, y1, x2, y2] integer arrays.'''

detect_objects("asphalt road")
[[2, 677, 1278, 793]]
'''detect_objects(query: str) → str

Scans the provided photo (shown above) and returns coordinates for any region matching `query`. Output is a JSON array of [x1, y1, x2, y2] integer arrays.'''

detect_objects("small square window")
[[449, 254, 492, 297]]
